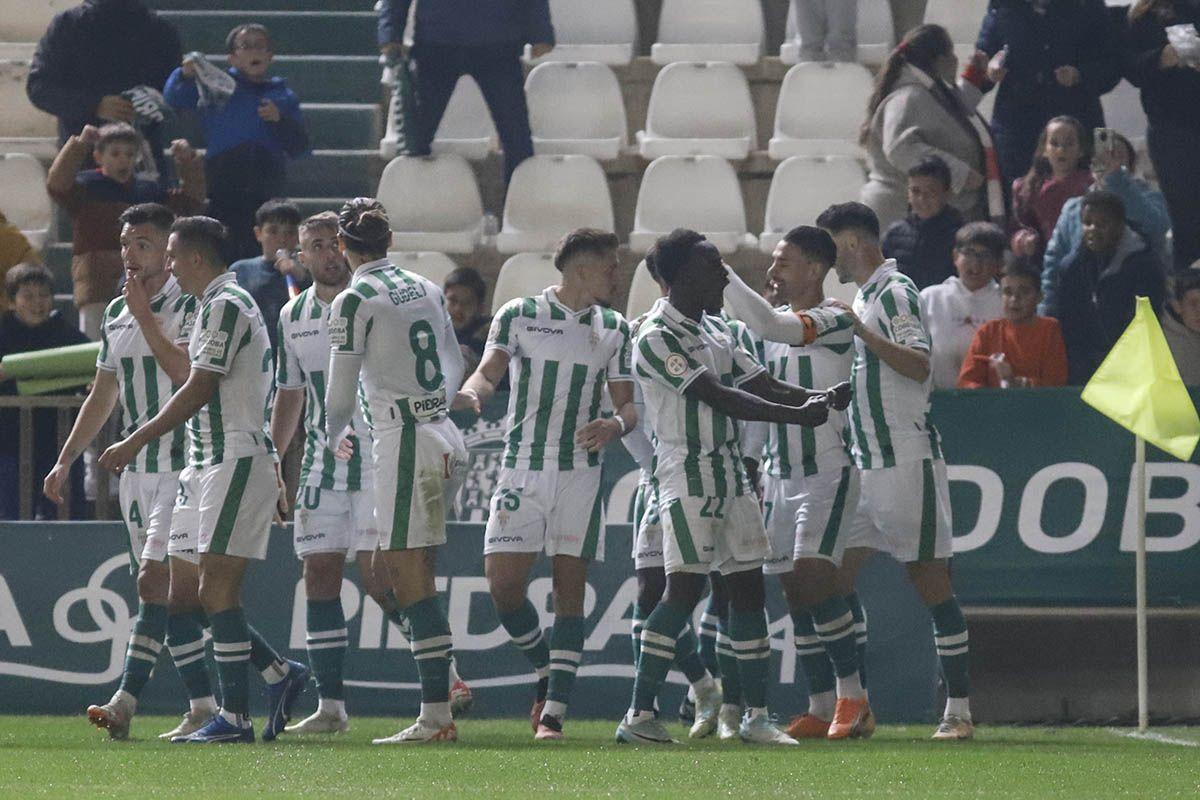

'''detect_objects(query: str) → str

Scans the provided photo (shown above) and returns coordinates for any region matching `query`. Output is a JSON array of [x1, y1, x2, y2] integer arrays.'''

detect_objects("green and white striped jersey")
[[96, 275, 196, 474], [634, 298, 765, 499], [847, 260, 942, 470], [486, 287, 633, 472], [757, 300, 855, 478], [277, 286, 373, 492], [186, 272, 274, 467], [328, 259, 456, 431]]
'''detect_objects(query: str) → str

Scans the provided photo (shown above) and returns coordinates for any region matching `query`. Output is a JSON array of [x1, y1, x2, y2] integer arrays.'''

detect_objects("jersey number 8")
[[409, 320, 444, 391]]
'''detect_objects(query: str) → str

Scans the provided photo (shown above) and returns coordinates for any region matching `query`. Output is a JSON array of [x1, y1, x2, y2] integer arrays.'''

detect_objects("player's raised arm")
[[840, 291, 932, 384]]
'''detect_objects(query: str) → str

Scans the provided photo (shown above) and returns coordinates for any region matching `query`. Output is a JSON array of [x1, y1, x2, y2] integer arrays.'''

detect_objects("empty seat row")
[[375, 152, 868, 258], [433, 61, 877, 164]]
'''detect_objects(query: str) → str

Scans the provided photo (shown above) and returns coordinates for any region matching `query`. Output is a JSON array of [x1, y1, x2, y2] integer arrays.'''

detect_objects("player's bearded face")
[[120, 223, 167, 280], [301, 230, 348, 287]]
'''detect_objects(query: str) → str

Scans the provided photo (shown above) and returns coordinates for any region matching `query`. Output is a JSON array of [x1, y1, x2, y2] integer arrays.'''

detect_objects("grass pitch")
[[1, 716, 1197, 799]]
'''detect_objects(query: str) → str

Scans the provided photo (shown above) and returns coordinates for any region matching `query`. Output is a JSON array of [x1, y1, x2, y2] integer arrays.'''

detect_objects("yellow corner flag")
[[1082, 297, 1200, 461]]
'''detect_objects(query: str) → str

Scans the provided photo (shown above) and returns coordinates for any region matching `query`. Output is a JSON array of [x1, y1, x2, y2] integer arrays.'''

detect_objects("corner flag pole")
[[1134, 434, 1148, 733]]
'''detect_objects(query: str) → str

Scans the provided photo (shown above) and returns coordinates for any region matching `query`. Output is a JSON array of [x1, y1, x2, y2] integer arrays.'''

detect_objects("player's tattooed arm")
[[270, 386, 305, 457], [98, 368, 220, 473], [685, 371, 829, 427], [44, 369, 120, 504]]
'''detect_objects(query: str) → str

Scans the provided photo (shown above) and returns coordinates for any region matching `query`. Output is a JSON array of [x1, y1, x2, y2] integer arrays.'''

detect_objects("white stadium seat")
[[0, 153, 50, 249], [651, 0, 764, 66], [525, 0, 637, 65], [625, 259, 662, 320], [491, 252, 560, 310], [780, 0, 895, 67], [526, 62, 628, 160], [0, 0, 71, 42], [769, 62, 873, 159], [638, 62, 756, 160], [759, 156, 867, 253], [377, 154, 483, 254], [0, 60, 58, 158], [495, 155, 613, 254], [1101, 79, 1149, 153], [387, 251, 459, 287], [431, 76, 497, 161], [629, 155, 756, 254]]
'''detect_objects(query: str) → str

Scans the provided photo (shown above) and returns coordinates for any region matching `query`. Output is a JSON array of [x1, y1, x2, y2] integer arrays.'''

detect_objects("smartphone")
[[1093, 127, 1118, 171]]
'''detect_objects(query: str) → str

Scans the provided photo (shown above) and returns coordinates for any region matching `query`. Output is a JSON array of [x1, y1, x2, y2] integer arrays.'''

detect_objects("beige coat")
[[861, 65, 988, 231]]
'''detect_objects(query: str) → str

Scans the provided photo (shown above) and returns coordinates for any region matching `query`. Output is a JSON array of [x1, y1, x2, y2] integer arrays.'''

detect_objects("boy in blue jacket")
[[164, 23, 309, 261]]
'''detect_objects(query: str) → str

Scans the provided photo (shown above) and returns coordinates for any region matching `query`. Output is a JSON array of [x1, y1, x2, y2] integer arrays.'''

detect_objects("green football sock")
[[715, 618, 742, 706], [730, 609, 771, 710], [405, 596, 452, 703], [674, 622, 708, 684], [931, 597, 970, 698], [697, 607, 721, 677], [846, 592, 868, 688], [498, 599, 550, 676], [631, 602, 690, 713], [544, 615, 585, 720], [306, 598, 347, 701], [630, 606, 648, 667], [167, 609, 213, 701], [118, 602, 167, 699], [248, 624, 287, 684], [209, 608, 252, 716], [791, 610, 835, 694]]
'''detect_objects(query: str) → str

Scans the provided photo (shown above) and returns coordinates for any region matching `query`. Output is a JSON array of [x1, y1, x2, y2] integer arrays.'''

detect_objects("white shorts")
[[484, 465, 606, 561], [293, 483, 379, 559], [762, 466, 860, 573], [658, 482, 770, 576], [188, 453, 281, 560], [845, 458, 952, 563], [632, 481, 664, 570], [118, 470, 179, 569], [373, 417, 467, 552], [168, 467, 201, 563]]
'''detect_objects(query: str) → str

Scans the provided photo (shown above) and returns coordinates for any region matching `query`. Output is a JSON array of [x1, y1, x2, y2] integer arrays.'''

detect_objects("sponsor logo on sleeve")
[[328, 317, 348, 347], [197, 330, 228, 359]]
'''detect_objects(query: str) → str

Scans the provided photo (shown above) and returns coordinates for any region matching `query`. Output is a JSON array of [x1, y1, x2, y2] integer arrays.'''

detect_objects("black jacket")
[[1124, 0, 1200, 132], [26, 0, 180, 143], [378, 0, 554, 48], [1054, 230, 1166, 384], [881, 206, 965, 292], [977, 0, 1121, 136], [0, 310, 90, 457]]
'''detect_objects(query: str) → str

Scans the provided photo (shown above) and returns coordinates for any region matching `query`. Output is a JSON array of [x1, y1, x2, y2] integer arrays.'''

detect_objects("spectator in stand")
[[377, 0, 552, 184], [1049, 191, 1166, 383], [0, 264, 89, 519], [1125, 0, 1200, 269], [163, 23, 309, 261], [919, 222, 1006, 388], [1041, 130, 1170, 314], [860, 25, 1004, 232], [46, 122, 205, 340], [792, 0, 857, 62], [974, 0, 1121, 183], [231, 199, 307, 350], [1010, 115, 1093, 263], [443, 266, 491, 376], [958, 258, 1068, 388], [1161, 265, 1200, 384], [0, 215, 42, 314], [882, 155, 966, 290], [26, 0, 180, 175]]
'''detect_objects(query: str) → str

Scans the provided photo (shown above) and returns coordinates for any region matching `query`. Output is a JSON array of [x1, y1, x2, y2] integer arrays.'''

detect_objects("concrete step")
[[167, 102, 381, 151], [284, 149, 380, 197], [268, 56, 382, 105], [161, 10, 377, 56]]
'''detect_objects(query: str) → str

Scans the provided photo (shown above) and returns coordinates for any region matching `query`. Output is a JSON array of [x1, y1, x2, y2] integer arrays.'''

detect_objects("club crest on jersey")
[[589, 329, 600, 347], [665, 353, 688, 377]]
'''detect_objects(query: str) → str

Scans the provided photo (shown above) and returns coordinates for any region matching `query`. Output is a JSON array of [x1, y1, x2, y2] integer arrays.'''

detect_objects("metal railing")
[[0, 395, 116, 521]]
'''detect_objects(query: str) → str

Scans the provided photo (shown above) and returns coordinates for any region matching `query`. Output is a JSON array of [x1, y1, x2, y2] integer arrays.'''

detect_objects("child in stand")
[[163, 23, 309, 261], [1009, 115, 1092, 263], [958, 258, 1067, 389], [46, 122, 204, 339]]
